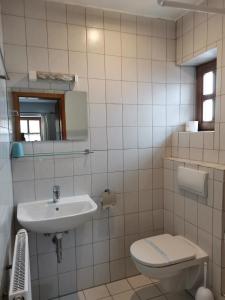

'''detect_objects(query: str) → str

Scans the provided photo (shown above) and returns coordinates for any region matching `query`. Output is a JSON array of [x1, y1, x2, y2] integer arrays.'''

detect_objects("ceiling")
[[48, 0, 203, 20]]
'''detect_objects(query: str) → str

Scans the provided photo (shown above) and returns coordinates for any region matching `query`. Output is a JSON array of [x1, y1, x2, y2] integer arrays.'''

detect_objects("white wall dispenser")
[[177, 166, 208, 197], [101, 189, 117, 209]]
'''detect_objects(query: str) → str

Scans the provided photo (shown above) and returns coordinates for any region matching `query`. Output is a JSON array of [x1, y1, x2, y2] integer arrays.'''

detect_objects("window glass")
[[29, 120, 40, 133], [203, 99, 213, 122], [20, 120, 28, 133], [203, 71, 214, 95]]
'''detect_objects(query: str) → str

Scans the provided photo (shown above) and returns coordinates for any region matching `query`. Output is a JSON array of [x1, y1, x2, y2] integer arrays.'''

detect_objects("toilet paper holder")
[[101, 189, 117, 209]]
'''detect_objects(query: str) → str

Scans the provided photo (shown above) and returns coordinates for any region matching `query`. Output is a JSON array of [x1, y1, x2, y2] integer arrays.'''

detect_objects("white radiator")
[[9, 229, 32, 300]]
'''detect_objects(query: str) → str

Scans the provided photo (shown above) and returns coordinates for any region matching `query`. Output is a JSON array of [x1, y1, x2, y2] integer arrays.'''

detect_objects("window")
[[196, 59, 216, 131], [20, 117, 42, 142]]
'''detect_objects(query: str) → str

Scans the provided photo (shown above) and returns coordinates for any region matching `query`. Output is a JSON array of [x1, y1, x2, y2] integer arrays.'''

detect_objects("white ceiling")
[[48, 0, 202, 20]]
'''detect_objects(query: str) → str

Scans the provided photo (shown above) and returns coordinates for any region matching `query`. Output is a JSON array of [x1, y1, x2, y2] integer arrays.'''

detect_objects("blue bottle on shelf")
[[12, 142, 24, 158]]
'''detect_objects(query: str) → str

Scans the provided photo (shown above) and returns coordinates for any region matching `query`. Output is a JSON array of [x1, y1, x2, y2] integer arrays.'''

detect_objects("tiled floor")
[[56, 275, 193, 300]]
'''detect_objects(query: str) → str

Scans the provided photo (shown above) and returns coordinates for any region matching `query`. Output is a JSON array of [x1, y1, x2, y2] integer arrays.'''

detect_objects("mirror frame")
[[12, 91, 67, 141]]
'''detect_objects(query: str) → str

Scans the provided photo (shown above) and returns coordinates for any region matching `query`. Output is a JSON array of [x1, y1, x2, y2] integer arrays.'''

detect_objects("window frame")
[[196, 59, 217, 131]]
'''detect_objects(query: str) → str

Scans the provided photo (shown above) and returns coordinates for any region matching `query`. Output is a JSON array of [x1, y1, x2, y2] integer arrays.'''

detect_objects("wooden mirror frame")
[[12, 91, 67, 141]]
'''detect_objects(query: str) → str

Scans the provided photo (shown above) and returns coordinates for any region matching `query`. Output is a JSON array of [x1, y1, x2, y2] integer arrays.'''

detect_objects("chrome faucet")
[[53, 185, 60, 203]]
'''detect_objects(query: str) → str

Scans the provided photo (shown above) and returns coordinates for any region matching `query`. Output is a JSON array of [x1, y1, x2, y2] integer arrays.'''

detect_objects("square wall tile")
[[110, 259, 126, 281], [87, 28, 104, 54], [67, 5, 86, 26], [5, 45, 27, 73], [121, 33, 137, 58], [47, 22, 67, 50], [93, 263, 110, 285], [105, 31, 121, 56], [86, 8, 103, 28], [90, 127, 107, 150], [123, 105, 137, 127], [123, 127, 138, 149], [107, 127, 123, 149], [107, 104, 122, 126], [88, 54, 105, 79], [137, 36, 151, 59], [104, 11, 121, 31], [121, 14, 137, 34], [3, 15, 26, 45], [49, 49, 68, 73], [91, 151, 107, 173], [106, 80, 122, 104], [137, 16, 151, 36], [108, 150, 123, 172], [69, 51, 87, 77], [89, 104, 106, 127], [138, 127, 152, 148], [26, 19, 47, 47], [2, 0, 24, 16], [25, 0, 46, 19], [105, 56, 122, 80], [39, 276, 59, 300], [122, 81, 137, 104], [152, 38, 166, 61], [137, 59, 151, 82], [27, 47, 49, 72], [138, 83, 152, 104], [122, 58, 137, 81], [124, 149, 138, 171], [68, 25, 86, 52], [93, 240, 109, 264], [59, 271, 76, 296], [76, 244, 93, 268], [77, 267, 94, 290], [46, 2, 66, 23]]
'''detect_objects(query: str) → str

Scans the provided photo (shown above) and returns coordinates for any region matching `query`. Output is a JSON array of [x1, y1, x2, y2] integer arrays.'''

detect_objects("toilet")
[[130, 234, 208, 293]]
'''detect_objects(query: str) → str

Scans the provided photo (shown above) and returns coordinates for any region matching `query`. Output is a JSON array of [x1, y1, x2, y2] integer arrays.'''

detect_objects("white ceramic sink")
[[17, 195, 98, 234]]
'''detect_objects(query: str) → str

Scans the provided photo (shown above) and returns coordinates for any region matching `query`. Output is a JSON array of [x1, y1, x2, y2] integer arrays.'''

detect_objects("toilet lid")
[[130, 234, 196, 267]]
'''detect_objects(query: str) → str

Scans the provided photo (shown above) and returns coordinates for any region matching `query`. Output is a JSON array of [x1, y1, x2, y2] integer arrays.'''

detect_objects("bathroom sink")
[[17, 195, 98, 234]]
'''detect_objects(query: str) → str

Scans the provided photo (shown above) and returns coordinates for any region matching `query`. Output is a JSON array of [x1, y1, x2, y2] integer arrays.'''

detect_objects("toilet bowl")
[[130, 234, 208, 293]]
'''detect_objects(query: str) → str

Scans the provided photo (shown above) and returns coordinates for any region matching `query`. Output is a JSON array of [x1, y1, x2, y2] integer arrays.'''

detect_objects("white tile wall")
[[3, 0, 197, 299], [164, 158, 225, 298], [0, 3, 13, 297], [175, 0, 225, 169]]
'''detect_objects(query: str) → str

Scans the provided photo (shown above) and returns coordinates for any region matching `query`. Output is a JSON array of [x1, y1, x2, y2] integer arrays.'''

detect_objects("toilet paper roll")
[[101, 189, 117, 209], [185, 121, 198, 132]]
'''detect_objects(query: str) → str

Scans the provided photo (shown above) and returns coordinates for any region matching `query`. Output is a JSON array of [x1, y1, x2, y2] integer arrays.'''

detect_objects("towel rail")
[[13, 149, 94, 158]]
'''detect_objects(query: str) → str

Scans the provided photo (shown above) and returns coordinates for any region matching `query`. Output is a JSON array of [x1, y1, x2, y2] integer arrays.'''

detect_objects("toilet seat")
[[130, 234, 197, 268], [130, 234, 208, 292]]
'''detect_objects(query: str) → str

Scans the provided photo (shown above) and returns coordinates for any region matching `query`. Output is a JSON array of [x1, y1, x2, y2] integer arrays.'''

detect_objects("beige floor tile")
[[84, 285, 110, 300], [149, 278, 160, 284], [135, 284, 162, 300], [60, 291, 85, 300], [127, 275, 152, 289], [166, 291, 193, 300], [153, 283, 165, 294], [113, 290, 139, 300], [107, 279, 131, 295]]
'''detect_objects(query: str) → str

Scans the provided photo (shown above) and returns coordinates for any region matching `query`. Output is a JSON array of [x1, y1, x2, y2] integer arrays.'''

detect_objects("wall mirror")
[[12, 90, 88, 142]]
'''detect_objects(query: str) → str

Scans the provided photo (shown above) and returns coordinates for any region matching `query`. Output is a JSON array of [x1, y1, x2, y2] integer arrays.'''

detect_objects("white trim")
[[158, 0, 225, 15]]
